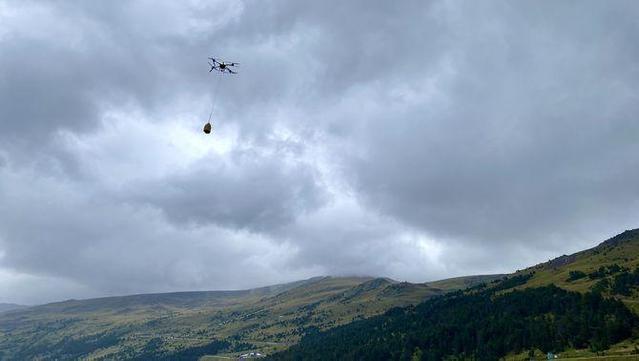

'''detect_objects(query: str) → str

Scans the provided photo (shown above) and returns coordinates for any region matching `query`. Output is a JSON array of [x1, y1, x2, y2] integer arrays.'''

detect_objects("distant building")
[[238, 351, 265, 360]]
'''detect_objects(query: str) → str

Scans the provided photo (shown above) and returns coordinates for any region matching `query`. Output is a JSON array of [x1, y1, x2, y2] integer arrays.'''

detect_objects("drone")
[[208, 58, 239, 74]]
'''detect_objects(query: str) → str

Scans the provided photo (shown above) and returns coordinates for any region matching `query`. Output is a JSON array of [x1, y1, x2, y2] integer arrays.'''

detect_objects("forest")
[[269, 282, 637, 361]]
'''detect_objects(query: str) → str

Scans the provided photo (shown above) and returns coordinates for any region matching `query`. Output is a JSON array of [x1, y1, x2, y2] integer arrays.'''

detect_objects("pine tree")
[[411, 347, 423, 361]]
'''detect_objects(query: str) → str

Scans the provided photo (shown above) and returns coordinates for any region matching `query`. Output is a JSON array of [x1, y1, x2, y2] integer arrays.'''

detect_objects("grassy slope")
[[3, 230, 639, 360], [0, 274, 496, 360], [505, 339, 639, 360], [266, 229, 639, 361], [500, 229, 639, 360], [0, 303, 27, 313], [427, 274, 505, 290], [516, 230, 639, 299]]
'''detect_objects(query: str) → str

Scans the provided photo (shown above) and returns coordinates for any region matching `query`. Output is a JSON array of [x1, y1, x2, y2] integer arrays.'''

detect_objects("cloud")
[[1, 0, 638, 304], [0, 158, 317, 298], [334, 1, 639, 247]]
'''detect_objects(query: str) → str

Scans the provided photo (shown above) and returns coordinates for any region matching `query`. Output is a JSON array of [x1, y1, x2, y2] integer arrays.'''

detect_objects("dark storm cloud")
[[0, 164, 306, 298], [1, 0, 639, 304], [131, 147, 325, 231], [336, 1, 639, 249]]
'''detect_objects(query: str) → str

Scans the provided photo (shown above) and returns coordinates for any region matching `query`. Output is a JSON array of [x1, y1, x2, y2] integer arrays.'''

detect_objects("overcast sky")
[[1, 0, 638, 305]]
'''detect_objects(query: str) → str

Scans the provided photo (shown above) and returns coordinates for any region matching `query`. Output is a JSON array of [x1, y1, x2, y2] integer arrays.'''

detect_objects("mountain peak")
[[0, 303, 28, 313], [597, 228, 639, 248]]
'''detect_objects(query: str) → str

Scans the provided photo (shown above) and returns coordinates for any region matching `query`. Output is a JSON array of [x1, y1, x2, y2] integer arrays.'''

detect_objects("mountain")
[[426, 274, 504, 290], [8, 229, 635, 360], [0, 274, 497, 360], [0, 303, 27, 313], [271, 229, 639, 361], [270, 285, 637, 361], [518, 229, 639, 290]]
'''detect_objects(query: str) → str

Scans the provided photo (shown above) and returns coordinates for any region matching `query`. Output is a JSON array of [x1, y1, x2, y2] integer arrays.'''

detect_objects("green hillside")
[[427, 274, 505, 291], [5, 230, 635, 360], [270, 285, 638, 361], [511, 229, 639, 311], [0, 304, 27, 314], [270, 229, 639, 361], [0, 274, 495, 360]]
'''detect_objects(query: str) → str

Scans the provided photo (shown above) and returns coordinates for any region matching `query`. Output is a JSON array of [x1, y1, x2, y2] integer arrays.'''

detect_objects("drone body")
[[208, 58, 239, 74]]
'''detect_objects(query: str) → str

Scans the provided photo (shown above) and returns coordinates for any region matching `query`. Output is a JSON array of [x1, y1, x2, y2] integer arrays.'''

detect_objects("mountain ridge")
[[0, 303, 27, 314], [0, 274, 498, 360], [4, 228, 638, 360], [270, 228, 639, 361]]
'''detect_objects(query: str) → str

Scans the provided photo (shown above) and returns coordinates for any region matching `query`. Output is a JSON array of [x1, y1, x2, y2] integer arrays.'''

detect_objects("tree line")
[[269, 280, 637, 361]]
